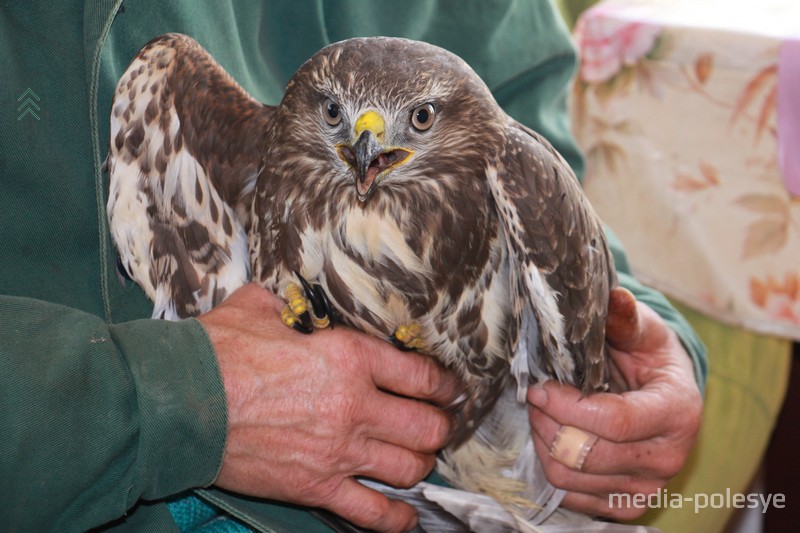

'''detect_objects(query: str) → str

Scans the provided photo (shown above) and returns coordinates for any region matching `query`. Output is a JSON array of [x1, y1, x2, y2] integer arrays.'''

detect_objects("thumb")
[[605, 287, 641, 351], [604, 287, 678, 385]]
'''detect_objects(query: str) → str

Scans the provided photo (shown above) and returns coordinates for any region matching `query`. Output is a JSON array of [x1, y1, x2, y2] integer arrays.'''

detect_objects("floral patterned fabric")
[[572, 0, 800, 339]]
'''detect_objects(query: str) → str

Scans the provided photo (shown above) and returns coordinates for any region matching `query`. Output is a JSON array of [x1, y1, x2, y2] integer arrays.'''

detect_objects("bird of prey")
[[106, 34, 641, 532]]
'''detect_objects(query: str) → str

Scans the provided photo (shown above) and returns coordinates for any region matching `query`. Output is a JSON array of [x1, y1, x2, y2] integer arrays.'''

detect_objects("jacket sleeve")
[[420, 0, 709, 392], [0, 296, 228, 531]]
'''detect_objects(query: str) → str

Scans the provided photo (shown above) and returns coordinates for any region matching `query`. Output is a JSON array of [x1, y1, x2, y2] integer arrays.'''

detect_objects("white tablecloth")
[[572, 0, 800, 339]]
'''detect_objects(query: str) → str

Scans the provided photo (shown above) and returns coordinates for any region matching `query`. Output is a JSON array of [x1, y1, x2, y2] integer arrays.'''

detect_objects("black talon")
[[116, 255, 132, 284], [295, 271, 335, 328], [312, 283, 337, 329], [291, 321, 313, 334], [297, 309, 314, 331]]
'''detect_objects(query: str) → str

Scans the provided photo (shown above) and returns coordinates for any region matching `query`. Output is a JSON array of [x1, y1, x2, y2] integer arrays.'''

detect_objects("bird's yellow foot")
[[281, 282, 313, 333], [390, 323, 426, 352], [280, 273, 335, 334]]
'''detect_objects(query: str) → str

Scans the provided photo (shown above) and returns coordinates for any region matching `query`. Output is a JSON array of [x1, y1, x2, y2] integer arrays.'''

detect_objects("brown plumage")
[[107, 34, 619, 531], [107, 34, 271, 318]]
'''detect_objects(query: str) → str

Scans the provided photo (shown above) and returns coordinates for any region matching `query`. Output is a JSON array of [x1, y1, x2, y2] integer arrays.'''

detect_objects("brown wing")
[[106, 33, 275, 318], [489, 120, 615, 394]]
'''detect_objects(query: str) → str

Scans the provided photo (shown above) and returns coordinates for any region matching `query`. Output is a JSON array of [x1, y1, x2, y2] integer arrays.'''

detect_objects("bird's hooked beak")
[[337, 110, 413, 202]]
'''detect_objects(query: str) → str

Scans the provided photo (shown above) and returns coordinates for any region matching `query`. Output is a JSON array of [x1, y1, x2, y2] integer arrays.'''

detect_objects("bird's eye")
[[411, 103, 436, 131], [322, 98, 342, 126]]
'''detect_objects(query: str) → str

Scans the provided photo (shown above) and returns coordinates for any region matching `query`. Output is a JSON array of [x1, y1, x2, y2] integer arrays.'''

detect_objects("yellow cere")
[[354, 110, 385, 141]]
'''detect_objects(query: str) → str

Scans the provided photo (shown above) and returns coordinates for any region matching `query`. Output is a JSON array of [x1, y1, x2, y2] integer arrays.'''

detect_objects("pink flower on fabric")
[[575, 14, 662, 84], [751, 273, 800, 324]]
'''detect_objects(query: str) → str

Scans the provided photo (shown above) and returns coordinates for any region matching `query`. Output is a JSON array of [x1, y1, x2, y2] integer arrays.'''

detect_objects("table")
[[571, 0, 800, 340]]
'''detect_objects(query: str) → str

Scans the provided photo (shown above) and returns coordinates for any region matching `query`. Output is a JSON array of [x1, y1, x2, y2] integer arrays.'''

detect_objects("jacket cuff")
[[108, 317, 228, 498]]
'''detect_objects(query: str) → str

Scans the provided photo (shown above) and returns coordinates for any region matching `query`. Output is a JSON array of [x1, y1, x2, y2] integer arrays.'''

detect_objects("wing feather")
[[106, 33, 274, 318], [488, 120, 616, 393]]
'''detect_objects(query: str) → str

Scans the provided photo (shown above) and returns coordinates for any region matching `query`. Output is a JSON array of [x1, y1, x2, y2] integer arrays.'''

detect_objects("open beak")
[[337, 111, 412, 202]]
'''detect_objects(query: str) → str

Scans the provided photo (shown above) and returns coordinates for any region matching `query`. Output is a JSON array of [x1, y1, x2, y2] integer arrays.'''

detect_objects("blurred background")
[[558, 1, 800, 531]]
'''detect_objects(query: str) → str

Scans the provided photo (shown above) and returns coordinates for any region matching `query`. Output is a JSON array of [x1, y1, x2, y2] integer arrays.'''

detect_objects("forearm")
[[0, 296, 227, 531]]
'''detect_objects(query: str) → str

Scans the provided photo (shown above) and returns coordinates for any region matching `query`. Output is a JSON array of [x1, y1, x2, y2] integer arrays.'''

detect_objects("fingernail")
[[527, 385, 548, 407]]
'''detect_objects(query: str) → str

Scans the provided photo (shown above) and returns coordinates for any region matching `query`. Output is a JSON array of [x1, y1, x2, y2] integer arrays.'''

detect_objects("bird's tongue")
[[358, 153, 390, 197]]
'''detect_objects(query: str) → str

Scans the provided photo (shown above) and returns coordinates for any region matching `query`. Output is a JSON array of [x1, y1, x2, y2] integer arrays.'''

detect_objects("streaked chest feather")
[[270, 203, 514, 380]]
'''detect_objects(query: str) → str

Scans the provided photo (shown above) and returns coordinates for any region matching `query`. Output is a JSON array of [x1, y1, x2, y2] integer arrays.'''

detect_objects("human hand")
[[199, 283, 460, 533], [527, 287, 702, 520]]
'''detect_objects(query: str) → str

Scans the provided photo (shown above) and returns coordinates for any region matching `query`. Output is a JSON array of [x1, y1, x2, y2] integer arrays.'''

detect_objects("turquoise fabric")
[[168, 495, 251, 533]]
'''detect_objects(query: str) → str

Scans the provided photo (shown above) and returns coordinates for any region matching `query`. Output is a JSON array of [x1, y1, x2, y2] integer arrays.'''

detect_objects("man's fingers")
[[364, 392, 452, 453], [530, 429, 665, 522], [605, 287, 640, 350], [355, 439, 436, 488], [369, 345, 463, 407], [530, 406, 684, 478], [527, 382, 675, 442], [560, 490, 649, 522], [530, 427, 665, 495], [330, 478, 418, 533]]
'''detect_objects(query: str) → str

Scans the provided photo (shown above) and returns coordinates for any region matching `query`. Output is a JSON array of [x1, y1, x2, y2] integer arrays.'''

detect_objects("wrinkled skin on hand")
[[528, 287, 703, 521], [200, 284, 460, 533]]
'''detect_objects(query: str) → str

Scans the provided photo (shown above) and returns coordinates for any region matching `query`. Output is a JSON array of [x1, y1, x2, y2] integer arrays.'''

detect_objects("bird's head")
[[276, 37, 504, 204], [335, 108, 416, 202]]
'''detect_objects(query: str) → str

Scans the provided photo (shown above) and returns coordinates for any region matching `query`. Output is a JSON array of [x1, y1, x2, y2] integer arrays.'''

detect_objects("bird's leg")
[[279, 272, 335, 334], [389, 323, 427, 352]]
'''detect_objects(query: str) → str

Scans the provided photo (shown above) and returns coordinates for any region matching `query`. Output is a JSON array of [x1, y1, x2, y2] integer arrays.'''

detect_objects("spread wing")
[[489, 120, 616, 396], [106, 33, 274, 319]]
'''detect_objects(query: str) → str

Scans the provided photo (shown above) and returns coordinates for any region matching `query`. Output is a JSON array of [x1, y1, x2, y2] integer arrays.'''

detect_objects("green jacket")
[[0, 1, 706, 531]]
